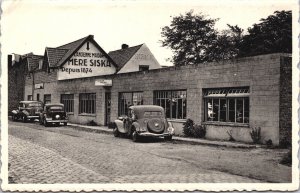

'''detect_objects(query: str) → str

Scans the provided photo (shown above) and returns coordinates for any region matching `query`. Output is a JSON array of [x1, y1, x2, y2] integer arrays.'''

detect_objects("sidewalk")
[[67, 123, 260, 148]]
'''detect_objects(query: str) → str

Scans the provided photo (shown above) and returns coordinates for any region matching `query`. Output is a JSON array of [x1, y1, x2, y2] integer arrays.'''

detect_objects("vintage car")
[[40, 103, 68, 127], [11, 101, 43, 122], [113, 105, 175, 142]]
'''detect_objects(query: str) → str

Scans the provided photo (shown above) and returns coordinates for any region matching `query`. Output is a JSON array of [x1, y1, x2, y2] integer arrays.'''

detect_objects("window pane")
[[212, 99, 219, 121], [236, 98, 243, 123], [207, 99, 213, 121], [228, 99, 235, 122], [220, 99, 227, 122], [244, 98, 249, 123]]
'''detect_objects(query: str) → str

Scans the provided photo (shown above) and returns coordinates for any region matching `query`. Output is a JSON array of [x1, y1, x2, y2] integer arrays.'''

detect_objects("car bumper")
[[46, 119, 68, 123], [27, 116, 40, 119], [137, 132, 172, 137]]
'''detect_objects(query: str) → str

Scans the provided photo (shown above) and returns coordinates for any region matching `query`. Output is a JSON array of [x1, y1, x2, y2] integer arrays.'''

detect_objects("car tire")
[[43, 119, 49, 127], [164, 135, 172, 141], [22, 116, 27, 123], [64, 122, 67, 126], [55, 123, 60, 127], [132, 130, 139, 142], [113, 126, 120, 137]]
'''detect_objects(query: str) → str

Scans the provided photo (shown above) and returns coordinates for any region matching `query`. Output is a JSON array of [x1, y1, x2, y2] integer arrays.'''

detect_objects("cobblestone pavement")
[[8, 121, 289, 184]]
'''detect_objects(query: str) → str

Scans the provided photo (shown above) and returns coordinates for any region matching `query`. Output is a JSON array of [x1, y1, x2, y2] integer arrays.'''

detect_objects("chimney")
[[121, 44, 129, 49], [8, 55, 12, 69]]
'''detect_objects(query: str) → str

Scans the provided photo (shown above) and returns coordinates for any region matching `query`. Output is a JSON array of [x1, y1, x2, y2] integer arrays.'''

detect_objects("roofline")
[[108, 43, 144, 54], [57, 35, 118, 70], [109, 43, 144, 72]]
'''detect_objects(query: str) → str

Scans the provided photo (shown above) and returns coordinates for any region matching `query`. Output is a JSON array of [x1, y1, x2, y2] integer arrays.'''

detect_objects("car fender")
[[11, 110, 19, 115], [22, 110, 29, 116], [132, 122, 140, 131], [115, 119, 126, 133]]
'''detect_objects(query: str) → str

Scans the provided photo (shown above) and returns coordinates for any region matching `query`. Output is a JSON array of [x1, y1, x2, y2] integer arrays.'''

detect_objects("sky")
[[1, 0, 295, 67]]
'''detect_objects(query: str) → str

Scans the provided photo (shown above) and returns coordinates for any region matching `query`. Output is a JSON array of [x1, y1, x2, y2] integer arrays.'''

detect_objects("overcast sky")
[[1, 0, 295, 67]]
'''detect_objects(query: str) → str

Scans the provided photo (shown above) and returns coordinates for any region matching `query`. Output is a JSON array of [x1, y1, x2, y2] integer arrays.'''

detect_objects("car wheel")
[[55, 123, 60, 127], [64, 122, 67, 126], [43, 119, 49, 127], [30, 118, 35, 122], [113, 126, 120, 137], [132, 130, 139, 142], [22, 116, 27, 123], [164, 135, 172, 141]]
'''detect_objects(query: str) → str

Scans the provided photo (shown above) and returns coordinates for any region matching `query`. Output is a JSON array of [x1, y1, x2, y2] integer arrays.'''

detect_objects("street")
[[8, 120, 291, 184]]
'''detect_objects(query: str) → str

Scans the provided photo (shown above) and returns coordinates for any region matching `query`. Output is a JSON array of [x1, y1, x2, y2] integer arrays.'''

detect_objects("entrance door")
[[105, 92, 111, 125]]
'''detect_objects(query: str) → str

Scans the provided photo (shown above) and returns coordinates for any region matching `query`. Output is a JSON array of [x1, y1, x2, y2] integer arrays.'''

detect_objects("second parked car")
[[11, 101, 43, 122], [40, 103, 68, 127]]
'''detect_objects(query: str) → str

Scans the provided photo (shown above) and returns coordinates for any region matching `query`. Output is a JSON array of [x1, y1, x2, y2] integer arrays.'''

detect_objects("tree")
[[238, 10, 292, 57], [161, 10, 219, 66], [212, 24, 243, 61]]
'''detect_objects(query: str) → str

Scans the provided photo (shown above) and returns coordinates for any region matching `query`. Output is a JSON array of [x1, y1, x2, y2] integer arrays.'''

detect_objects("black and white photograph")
[[1, 0, 299, 191]]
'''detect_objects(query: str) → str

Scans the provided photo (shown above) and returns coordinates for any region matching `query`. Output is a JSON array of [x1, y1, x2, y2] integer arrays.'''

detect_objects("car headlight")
[[167, 127, 175, 135], [55, 115, 60, 119]]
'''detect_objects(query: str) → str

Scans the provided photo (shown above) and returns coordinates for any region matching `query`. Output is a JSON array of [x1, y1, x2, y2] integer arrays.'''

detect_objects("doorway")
[[105, 92, 111, 126]]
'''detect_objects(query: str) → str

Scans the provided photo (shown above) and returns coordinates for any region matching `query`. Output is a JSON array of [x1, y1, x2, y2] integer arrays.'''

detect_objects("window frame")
[[44, 94, 51, 104], [153, 90, 187, 120], [118, 91, 143, 116], [60, 94, 74, 113], [79, 93, 96, 115], [203, 87, 249, 125]]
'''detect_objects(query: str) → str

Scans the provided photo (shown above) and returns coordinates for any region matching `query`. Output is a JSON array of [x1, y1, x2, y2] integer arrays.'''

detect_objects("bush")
[[183, 119, 194, 136], [250, 127, 261, 144], [183, 119, 206, 138]]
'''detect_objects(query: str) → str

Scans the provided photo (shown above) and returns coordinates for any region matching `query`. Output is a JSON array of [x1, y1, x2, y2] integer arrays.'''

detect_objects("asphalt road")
[[8, 120, 291, 183]]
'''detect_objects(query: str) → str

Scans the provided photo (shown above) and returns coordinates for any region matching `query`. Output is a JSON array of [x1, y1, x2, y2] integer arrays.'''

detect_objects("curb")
[[67, 124, 259, 149]]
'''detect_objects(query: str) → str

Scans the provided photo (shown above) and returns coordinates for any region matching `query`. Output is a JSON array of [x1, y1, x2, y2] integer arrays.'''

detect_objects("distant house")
[[108, 44, 161, 74]]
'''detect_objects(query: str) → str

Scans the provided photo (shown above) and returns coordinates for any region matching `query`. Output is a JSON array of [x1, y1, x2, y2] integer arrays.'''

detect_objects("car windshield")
[[27, 102, 42, 107], [48, 106, 63, 111]]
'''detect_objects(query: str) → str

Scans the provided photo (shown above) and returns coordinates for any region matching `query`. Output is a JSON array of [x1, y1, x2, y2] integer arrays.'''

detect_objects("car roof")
[[129, 105, 164, 112], [20, 101, 42, 104], [45, 103, 64, 106]]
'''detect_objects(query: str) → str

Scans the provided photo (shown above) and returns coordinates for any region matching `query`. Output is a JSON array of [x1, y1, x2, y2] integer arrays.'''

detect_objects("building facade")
[[8, 35, 292, 146]]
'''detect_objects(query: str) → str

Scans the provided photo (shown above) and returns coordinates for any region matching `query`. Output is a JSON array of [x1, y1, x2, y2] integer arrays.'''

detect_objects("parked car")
[[11, 101, 43, 122], [113, 105, 175, 142], [40, 103, 68, 127]]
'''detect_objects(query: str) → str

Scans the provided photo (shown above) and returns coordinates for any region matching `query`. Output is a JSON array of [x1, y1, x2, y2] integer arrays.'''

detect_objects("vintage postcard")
[[1, 0, 299, 191]]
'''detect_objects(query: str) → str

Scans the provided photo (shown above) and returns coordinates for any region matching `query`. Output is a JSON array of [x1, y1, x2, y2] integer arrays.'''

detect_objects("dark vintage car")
[[40, 103, 68, 127], [11, 101, 43, 122], [113, 105, 175, 142]]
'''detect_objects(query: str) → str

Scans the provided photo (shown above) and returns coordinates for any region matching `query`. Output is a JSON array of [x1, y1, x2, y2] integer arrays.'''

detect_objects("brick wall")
[[110, 54, 288, 145], [279, 56, 292, 147], [8, 60, 26, 113], [21, 53, 290, 145]]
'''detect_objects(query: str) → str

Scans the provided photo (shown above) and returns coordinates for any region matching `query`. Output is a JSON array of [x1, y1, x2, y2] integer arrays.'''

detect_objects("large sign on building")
[[57, 41, 116, 80]]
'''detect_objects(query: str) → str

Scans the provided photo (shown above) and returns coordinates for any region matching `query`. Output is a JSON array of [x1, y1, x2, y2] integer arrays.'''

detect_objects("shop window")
[[119, 92, 143, 116], [44, 94, 51, 104], [154, 90, 187, 119], [61, 94, 74, 113], [79, 93, 96, 114], [204, 87, 249, 124], [27, 95, 33, 101]]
